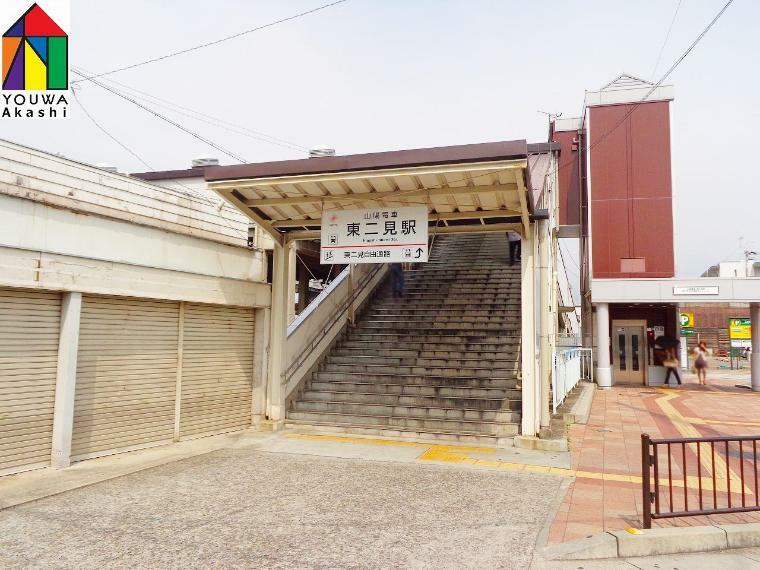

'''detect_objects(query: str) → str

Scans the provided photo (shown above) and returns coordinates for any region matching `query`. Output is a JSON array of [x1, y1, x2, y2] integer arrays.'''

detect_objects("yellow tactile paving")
[[284, 432, 736, 491], [655, 388, 748, 493]]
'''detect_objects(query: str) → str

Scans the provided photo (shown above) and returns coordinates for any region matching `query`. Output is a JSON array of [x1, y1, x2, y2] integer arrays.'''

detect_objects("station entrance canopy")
[[205, 140, 553, 243]]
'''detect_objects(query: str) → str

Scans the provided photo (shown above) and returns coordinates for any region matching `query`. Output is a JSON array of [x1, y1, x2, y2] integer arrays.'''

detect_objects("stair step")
[[341, 339, 519, 350], [327, 354, 518, 367], [321, 362, 517, 378], [313, 371, 517, 387], [283, 422, 513, 447], [309, 380, 520, 399], [287, 232, 523, 443], [287, 411, 520, 436], [301, 390, 521, 410], [293, 401, 521, 422]]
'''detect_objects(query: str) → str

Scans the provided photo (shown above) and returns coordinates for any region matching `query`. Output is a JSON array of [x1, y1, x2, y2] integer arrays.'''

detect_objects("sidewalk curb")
[[541, 523, 760, 560], [513, 435, 568, 452], [567, 381, 595, 425]]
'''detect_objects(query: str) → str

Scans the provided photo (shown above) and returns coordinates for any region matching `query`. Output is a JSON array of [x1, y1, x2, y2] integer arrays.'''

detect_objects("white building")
[[0, 139, 271, 476], [701, 260, 760, 279]]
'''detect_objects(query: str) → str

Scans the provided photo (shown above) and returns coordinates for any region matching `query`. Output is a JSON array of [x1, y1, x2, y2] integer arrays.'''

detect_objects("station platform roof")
[[206, 140, 558, 242]]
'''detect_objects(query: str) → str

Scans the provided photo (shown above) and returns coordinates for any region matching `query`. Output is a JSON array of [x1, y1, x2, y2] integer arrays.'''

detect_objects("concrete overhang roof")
[[206, 140, 550, 242], [591, 278, 760, 304]]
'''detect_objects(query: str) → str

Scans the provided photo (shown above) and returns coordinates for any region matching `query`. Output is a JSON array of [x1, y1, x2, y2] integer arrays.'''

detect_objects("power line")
[[73, 87, 248, 239], [651, 0, 683, 80], [557, 242, 577, 307], [72, 0, 349, 85], [72, 68, 248, 163], [73, 89, 153, 171], [75, 66, 308, 153], [585, 0, 733, 157], [302, 0, 734, 210]]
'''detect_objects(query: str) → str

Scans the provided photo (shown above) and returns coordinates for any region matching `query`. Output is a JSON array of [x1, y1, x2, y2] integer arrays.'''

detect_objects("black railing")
[[641, 433, 760, 528]]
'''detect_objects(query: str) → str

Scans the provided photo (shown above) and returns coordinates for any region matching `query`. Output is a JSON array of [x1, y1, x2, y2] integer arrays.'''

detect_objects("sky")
[[3, 0, 758, 278]]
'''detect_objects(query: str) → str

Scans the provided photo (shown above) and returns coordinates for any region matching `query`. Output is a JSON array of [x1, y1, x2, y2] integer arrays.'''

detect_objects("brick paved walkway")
[[549, 368, 760, 544]]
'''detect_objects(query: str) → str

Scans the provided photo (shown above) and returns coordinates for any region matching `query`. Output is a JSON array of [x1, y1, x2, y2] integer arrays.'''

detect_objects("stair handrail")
[[284, 263, 385, 384]]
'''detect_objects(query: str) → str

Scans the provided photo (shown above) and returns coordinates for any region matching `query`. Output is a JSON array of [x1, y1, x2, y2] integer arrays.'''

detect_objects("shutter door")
[[0, 288, 60, 475], [180, 304, 254, 439], [72, 296, 179, 460]]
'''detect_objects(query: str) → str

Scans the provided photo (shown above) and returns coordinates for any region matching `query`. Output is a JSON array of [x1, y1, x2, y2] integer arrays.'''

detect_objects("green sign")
[[681, 328, 696, 336]]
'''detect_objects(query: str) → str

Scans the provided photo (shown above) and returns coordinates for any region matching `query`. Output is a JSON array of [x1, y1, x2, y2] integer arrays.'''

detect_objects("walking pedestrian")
[[663, 347, 681, 386], [391, 263, 405, 299], [692, 341, 711, 385], [507, 231, 521, 266]]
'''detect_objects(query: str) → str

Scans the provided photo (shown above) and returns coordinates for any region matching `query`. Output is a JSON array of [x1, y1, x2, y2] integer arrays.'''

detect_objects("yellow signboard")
[[729, 318, 752, 340], [679, 312, 694, 328]]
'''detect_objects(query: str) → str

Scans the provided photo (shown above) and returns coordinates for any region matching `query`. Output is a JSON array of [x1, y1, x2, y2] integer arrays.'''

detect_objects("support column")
[[51, 291, 82, 469], [521, 226, 538, 437], [539, 220, 552, 428], [596, 302, 612, 388], [252, 307, 271, 425], [287, 244, 297, 324], [267, 240, 293, 423], [751, 302, 760, 392]]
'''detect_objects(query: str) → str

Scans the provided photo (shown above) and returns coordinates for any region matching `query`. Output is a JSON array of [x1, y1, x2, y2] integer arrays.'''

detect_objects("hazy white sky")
[[4, 0, 757, 277]]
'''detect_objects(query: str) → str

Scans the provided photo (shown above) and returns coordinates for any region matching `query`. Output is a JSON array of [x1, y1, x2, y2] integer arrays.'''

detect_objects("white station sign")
[[320, 206, 428, 264], [672, 286, 720, 296]]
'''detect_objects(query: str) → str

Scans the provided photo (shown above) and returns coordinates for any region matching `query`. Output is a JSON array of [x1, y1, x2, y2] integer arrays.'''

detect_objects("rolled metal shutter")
[[72, 296, 179, 461], [0, 288, 60, 475], [179, 304, 254, 439]]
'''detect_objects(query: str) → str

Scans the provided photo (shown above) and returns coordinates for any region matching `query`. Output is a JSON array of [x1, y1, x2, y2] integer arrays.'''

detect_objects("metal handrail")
[[552, 347, 592, 413], [641, 433, 760, 528], [284, 264, 384, 382]]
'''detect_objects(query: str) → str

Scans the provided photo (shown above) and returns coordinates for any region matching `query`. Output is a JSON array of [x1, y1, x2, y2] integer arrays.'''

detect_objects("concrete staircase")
[[286, 233, 522, 445]]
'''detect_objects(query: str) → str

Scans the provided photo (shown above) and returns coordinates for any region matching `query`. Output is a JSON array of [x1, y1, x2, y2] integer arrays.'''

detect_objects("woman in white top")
[[692, 341, 710, 385]]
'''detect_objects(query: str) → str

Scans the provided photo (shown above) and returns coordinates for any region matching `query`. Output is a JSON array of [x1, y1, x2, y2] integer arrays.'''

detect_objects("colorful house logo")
[[2, 3, 68, 90]]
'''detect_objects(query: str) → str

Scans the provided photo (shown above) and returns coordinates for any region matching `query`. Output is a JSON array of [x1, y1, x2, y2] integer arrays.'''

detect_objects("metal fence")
[[641, 433, 760, 528], [552, 347, 593, 413]]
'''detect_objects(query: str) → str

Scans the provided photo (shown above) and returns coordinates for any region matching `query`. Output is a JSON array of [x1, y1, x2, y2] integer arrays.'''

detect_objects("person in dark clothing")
[[507, 231, 521, 265], [663, 347, 682, 386], [391, 263, 405, 298]]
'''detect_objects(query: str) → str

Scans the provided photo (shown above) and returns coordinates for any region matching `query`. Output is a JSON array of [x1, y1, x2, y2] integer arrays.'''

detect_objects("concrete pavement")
[[0, 435, 564, 569], [3, 408, 760, 567]]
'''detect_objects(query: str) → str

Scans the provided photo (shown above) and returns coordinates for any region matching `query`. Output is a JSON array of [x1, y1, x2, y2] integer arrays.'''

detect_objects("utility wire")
[[277, 0, 735, 209], [585, 0, 733, 157], [73, 86, 248, 239], [73, 89, 153, 171], [557, 242, 577, 307], [72, 0, 349, 84], [72, 68, 248, 163], [75, 66, 308, 153], [651, 0, 683, 80]]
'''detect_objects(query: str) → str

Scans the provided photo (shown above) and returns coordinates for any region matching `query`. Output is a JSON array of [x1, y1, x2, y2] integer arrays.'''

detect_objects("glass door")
[[612, 324, 646, 385]]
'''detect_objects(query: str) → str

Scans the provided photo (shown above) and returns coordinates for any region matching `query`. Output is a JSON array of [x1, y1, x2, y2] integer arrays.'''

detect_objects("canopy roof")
[[207, 140, 555, 242]]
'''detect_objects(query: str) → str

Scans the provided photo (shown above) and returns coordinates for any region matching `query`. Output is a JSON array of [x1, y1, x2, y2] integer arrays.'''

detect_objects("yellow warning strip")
[[683, 416, 760, 428], [655, 388, 749, 493], [285, 433, 735, 492]]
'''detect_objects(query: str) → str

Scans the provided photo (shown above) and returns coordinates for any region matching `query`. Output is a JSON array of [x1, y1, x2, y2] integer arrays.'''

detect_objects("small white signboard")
[[672, 286, 719, 296], [320, 206, 428, 264]]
